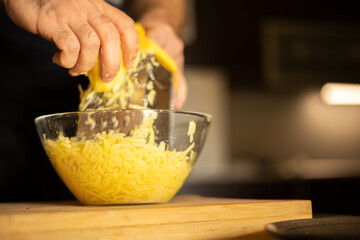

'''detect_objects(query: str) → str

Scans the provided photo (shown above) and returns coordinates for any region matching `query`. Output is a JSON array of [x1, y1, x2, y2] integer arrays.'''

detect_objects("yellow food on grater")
[[79, 23, 178, 111], [42, 24, 197, 205]]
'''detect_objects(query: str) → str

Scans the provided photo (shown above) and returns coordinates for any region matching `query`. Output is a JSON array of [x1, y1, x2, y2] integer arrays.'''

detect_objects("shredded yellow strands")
[[188, 121, 196, 143], [43, 116, 196, 205]]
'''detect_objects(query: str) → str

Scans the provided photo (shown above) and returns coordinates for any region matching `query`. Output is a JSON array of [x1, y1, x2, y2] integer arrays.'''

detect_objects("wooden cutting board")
[[0, 195, 312, 240]]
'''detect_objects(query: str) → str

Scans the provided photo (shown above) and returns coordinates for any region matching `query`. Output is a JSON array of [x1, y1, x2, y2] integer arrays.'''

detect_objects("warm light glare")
[[321, 83, 360, 105]]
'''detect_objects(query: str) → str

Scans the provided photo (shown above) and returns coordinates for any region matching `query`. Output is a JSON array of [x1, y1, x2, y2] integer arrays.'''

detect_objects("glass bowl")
[[35, 109, 211, 205]]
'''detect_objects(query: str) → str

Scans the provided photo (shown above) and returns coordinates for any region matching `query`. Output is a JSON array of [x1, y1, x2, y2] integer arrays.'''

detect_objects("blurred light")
[[321, 83, 360, 105]]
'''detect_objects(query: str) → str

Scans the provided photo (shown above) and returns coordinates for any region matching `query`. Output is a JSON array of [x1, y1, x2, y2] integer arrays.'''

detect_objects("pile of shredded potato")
[[43, 115, 196, 205]]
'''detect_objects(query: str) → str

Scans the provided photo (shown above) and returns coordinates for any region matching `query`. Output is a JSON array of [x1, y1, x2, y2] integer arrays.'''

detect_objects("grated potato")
[[43, 116, 196, 205]]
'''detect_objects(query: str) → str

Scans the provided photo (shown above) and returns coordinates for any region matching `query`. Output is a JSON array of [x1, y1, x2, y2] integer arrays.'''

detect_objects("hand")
[[140, 20, 187, 110], [3, 0, 138, 82]]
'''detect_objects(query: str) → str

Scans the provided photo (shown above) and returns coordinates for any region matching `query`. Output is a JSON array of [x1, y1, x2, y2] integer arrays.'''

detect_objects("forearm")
[[125, 0, 186, 35]]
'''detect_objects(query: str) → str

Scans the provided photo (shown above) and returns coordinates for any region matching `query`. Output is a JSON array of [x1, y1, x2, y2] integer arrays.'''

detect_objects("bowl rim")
[[34, 109, 212, 123]]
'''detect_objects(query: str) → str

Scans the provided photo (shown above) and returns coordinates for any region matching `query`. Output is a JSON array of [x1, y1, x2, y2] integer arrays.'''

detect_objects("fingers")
[[46, 11, 102, 76], [68, 22, 100, 76], [88, 13, 120, 81], [38, 0, 138, 81], [102, 3, 138, 68], [51, 26, 81, 69]]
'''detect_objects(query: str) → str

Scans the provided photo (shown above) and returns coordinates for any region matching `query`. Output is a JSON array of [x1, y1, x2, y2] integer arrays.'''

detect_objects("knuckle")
[[83, 28, 100, 49], [58, 31, 80, 53], [104, 27, 120, 42], [98, 15, 120, 41], [118, 18, 136, 39], [121, 16, 135, 31], [66, 40, 81, 53]]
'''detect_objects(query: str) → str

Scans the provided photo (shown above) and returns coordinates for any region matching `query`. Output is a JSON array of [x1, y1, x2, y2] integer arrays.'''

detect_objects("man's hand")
[[3, 0, 138, 82]]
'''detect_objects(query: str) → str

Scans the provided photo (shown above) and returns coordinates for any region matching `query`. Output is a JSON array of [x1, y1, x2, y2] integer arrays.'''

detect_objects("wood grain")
[[0, 195, 312, 240]]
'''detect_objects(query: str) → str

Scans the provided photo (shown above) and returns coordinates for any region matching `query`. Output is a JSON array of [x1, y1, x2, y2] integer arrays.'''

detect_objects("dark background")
[[185, 0, 360, 89], [1, 1, 360, 216]]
